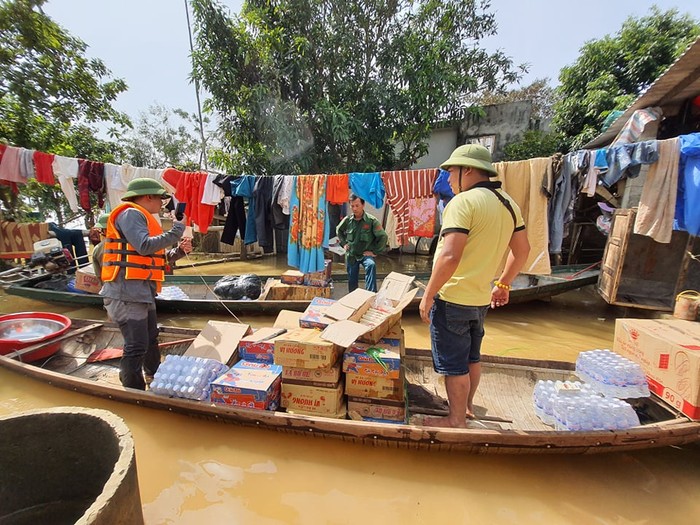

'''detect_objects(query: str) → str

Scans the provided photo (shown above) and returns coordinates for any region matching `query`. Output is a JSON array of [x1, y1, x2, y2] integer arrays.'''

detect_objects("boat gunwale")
[[1, 319, 698, 455]]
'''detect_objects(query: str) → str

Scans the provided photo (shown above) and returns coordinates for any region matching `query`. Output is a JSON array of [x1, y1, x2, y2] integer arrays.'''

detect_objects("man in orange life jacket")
[[101, 178, 192, 390]]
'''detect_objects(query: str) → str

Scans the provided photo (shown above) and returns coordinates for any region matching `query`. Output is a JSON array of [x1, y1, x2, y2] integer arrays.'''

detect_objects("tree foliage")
[[190, 0, 522, 175], [552, 7, 700, 150], [502, 129, 565, 162], [121, 104, 208, 172], [0, 0, 129, 222]]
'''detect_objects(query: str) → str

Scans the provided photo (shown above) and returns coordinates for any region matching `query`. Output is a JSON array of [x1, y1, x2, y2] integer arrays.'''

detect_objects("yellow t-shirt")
[[435, 181, 525, 306]]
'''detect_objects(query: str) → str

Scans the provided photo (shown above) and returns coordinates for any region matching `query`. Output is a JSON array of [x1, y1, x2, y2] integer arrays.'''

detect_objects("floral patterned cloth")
[[408, 197, 436, 238], [288, 175, 330, 273]]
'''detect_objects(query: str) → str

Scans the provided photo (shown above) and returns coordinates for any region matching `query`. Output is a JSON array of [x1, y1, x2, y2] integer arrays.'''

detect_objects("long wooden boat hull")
[[4, 265, 599, 315], [0, 318, 697, 455]]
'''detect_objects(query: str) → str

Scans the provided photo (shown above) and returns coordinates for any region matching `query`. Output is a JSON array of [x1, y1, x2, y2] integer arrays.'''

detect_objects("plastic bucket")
[[0, 312, 72, 361], [673, 291, 700, 321]]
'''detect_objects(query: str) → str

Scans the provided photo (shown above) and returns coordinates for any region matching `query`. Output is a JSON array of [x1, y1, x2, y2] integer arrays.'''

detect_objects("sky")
[[43, 0, 700, 123]]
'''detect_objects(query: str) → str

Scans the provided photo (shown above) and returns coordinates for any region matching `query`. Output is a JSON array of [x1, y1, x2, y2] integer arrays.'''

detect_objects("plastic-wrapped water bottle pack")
[[156, 286, 190, 300], [533, 379, 641, 431], [575, 349, 650, 399], [150, 354, 228, 401]]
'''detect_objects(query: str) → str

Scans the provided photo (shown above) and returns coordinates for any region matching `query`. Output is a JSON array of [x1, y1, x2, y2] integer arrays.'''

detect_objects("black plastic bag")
[[213, 274, 262, 300]]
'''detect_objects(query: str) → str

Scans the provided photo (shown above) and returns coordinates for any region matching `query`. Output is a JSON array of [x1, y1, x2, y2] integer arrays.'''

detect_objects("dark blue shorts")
[[429, 298, 488, 375]]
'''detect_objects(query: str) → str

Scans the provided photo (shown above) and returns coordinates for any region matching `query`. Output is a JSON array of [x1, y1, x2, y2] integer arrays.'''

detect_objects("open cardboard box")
[[183, 320, 252, 366], [320, 272, 418, 346]]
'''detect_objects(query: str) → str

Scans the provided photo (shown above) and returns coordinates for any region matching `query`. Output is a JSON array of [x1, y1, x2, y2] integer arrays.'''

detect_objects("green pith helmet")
[[440, 144, 497, 176], [95, 214, 110, 229], [121, 178, 169, 201]]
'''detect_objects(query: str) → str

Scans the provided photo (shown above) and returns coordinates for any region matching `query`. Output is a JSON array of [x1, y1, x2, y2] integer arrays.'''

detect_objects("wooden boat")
[[4, 264, 600, 315], [1, 317, 698, 455]]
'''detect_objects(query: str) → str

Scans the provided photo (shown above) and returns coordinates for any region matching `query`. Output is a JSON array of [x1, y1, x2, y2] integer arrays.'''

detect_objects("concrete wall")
[[458, 100, 534, 161], [410, 127, 458, 169]]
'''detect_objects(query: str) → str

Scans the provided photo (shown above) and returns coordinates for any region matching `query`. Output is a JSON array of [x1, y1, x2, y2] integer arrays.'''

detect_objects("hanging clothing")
[[288, 175, 330, 274], [349, 172, 385, 209], [271, 175, 289, 230], [383, 207, 401, 249], [49, 222, 87, 272], [19, 148, 35, 181], [633, 138, 680, 243], [548, 151, 586, 255], [676, 133, 700, 237], [220, 197, 246, 245], [603, 140, 659, 187], [407, 197, 436, 238], [77, 159, 105, 212], [611, 107, 663, 145], [327, 173, 350, 204], [381, 169, 436, 245], [253, 176, 275, 252], [233, 175, 258, 245], [201, 173, 224, 206], [52, 155, 80, 212], [33, 151, 56, 185], [277, 175, 294, 214], [0, 146, 23, 183], [162, 168, 216, 234]]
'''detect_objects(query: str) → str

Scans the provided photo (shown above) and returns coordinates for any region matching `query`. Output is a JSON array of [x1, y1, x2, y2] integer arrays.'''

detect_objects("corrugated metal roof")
[[584, 37, 700, 149]]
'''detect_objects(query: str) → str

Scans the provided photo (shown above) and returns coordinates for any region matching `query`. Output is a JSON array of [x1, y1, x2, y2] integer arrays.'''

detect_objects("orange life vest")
[[101, 202, 166, 292]]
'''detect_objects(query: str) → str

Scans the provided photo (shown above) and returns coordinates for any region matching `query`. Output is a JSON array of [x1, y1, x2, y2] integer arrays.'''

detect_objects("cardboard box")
[[303, 259, 332, 287], [614, 318, 700, 419], [347, 396, 407, 422], [282, 360, 342, 385], [281, 379, 345, 415], [233, 360, 283, 375], [281, 269, 305, 285], [274, 328, 343, 369], [210, 366, 282, 410], [345, 371, 405, 401], [286, 401, 347, 419], [184, 320, 251, 365], [320, 273, 418, 345], [299, 297, 337, 329], [265, 282, 331, 301], [343, 341, 402, 379], [238, 327, 287, 363], [75, 266, 101, 294], [274, 310, 303, 330]]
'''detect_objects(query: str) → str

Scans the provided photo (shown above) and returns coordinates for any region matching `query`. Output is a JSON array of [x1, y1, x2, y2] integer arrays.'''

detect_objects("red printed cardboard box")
[[210, 366, 282, 410], [75, 266, 101, 294], [343, 341, 401, 379], [274, 328, 343, 369], [238, 327, 286, 363], [614, 318, 700, 419], [299, 297, 337, 330]]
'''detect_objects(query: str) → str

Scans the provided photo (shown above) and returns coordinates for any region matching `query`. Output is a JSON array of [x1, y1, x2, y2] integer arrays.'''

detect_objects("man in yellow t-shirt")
[[419, 144, 530, 428]]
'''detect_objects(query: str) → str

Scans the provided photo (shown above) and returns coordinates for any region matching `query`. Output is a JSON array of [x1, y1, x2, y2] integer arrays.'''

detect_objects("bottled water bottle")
[[151, 354, 228, 401]]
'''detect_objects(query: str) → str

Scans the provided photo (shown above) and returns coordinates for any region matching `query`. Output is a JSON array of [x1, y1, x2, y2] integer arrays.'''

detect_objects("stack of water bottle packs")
[[150, 355, 228, 401], [156, 286, 190, 300], [533, 349, 650, 431]]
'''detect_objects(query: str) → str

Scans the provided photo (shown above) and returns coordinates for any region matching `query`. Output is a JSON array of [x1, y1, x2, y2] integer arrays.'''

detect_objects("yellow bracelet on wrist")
[[494, 280, 511, 290]]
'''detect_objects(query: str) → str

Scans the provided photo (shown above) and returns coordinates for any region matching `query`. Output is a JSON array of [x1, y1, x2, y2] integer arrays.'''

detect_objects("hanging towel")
[[494, 157, 551, 275], [407, 197, 436, 238], [633, 138, 680, 243], [52, 155, 80, 212], [0, 146, 23, 183], [288, 175, 329, 273], [33, 151, 56, 185], [349, 172, 385, 209], [381, 169, 436, 245], [77, 159, 105, 211], [327, 173, 350, 204]]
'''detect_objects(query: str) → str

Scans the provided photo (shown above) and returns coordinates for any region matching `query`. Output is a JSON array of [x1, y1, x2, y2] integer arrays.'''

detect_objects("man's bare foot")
[[422, 415, 469, 429], [466, 407, 476, 420]]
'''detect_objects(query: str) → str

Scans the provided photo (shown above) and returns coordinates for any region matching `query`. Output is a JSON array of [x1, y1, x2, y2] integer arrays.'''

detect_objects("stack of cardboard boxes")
[[262, 260, 333, 300], [168, 272, 417, 423]]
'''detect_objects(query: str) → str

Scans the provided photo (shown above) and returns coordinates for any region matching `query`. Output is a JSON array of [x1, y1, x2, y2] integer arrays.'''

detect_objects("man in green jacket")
[[336, 194, 388, 292]]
